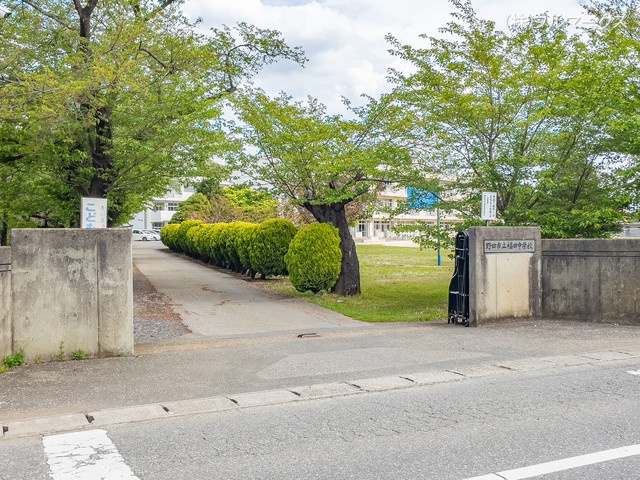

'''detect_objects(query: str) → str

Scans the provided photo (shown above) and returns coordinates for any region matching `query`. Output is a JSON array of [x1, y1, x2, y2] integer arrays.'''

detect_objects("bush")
[[285, 223, 342, 293], [236, 223, 258, 275], [249, 219, 297, 278], [197, 224, 218, 263], [206, 223, 228, 267], [160, 224, 181, 251], [223, 222, 254, 272], [186, 223, 208, 259], [175, 220, 203, 254], [216, 223, 234, 269]]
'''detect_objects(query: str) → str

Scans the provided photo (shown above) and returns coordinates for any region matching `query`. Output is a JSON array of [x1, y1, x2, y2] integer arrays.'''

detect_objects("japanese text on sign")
[[481, 192, 497, 221], [484, 240, 535, 254], [81, 197, 108, 229]]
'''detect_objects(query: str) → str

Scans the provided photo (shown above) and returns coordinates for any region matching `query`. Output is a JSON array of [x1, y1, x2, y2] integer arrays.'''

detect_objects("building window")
[[374, 221, 391, 232], [377, 198, 393, 209], [153, 203, 164, 212], [152, 222, 164, 230], [358, 221, 367, 233], [167, 202, 178, 211]]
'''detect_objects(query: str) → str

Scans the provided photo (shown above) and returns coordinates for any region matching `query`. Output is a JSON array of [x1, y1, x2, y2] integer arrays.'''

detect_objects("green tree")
[[388, 0, 630, 238], [582, 1, 640, 222], [193, 163, 230, 198], [222, 185, 278, 223], [170, 193, 213, 223], [229, 90, 410, 295], [0, 0, 304, 239]]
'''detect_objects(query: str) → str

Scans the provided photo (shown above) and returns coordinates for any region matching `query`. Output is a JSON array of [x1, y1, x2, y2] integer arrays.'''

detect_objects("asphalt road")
[[1, 358, 639, 479]]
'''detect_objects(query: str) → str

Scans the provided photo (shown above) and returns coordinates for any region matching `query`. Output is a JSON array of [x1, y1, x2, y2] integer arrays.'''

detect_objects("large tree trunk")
[[75, 2, 120, 227], [0, 219, 8, 246], [303, 202, 361, 296], [88, 105, 118, 226]]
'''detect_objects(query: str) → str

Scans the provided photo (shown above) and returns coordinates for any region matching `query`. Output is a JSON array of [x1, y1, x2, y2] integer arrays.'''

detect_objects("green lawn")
[[267, 244, 454, 323]]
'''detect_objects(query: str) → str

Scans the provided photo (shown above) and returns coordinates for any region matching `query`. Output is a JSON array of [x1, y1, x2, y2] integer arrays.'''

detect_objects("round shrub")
[[216, 223, 235, 269], [198, 223, 218, 263], [224, 222, 254, 272], [206, 223, 228, 267], [186, 223, 208, 259], [249, 219, 297, 278], [236, 223, 258, 275], [285, 223, 342, 293], [160, 224, 180, 251], [175, 220, 203, 254]]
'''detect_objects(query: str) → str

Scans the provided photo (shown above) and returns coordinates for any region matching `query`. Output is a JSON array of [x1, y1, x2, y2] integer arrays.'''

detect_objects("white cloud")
[[183, 0, 586, 115]]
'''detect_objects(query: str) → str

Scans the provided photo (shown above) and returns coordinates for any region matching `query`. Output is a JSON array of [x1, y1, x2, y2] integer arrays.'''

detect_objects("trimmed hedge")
[[236, 223, 258, 275], [285, 223, 342, 293], [186, 223, 207, 259], [224, 222, 254, 272], [175, 220, 204, 254], [249, 219, 297, 278], [162, 218, 303, 280], [160, 224, 181, 250]]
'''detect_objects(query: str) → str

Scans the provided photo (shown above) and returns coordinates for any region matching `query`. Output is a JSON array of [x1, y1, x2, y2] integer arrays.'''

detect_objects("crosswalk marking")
[[462, 444, 640, 480], [43, 429, 139, 479]]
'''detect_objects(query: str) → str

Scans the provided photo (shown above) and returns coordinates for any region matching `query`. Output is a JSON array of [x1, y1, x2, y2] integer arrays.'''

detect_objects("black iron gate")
[[448, 231, 470, 326]]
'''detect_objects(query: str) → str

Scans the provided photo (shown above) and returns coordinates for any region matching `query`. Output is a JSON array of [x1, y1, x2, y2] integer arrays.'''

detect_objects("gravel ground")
[[133, 264, 190, 345]]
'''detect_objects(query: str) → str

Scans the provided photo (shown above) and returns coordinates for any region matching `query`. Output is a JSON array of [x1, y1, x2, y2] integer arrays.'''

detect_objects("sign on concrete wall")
[[484, 240, 536, 253], [81, 197, 108, 229], [481, 192, 497, 221]]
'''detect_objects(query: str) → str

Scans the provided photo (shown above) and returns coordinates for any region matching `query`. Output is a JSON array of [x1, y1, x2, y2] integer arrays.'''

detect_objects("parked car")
[[132, 229, 160, 241]]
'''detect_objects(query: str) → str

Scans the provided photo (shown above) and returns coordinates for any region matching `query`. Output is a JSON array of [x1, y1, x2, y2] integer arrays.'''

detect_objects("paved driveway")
[[132, 241, 367, 338]]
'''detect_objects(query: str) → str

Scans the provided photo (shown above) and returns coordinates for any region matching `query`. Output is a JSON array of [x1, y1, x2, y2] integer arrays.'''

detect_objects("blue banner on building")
[[407, 188, 439, 210]]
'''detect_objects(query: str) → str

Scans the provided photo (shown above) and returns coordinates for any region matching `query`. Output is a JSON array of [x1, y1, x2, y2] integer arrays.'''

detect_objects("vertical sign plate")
[[481, 192, 497, 221], [81, 197, 108, 229]]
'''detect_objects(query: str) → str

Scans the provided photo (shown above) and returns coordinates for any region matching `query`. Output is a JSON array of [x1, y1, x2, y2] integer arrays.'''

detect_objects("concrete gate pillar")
[[468, 227, 542, 326], [0, 247, 11, 358]]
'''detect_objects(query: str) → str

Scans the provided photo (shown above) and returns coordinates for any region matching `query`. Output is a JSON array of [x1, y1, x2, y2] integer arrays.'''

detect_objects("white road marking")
[[462, 444, 640, 480], [43, 429, 139, 480], [627, 370, 640, 376]]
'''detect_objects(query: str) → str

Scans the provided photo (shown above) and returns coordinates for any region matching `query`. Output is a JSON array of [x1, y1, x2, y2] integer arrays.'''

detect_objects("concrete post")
[[468, 227, 542, 326], [0, 247, 11, 358], [10, 229, 133, 362]]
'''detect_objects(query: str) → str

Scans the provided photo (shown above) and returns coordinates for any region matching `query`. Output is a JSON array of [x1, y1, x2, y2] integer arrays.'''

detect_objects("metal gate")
[[448, 231, 470, 326]]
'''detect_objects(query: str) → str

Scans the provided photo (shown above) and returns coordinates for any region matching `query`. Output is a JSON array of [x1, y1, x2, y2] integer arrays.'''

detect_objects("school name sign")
[[484, 240, 536, 254]]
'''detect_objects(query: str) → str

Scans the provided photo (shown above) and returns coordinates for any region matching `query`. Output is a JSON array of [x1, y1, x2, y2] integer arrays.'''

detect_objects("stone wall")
[[10, 229, 133, 362], [541, 239, 640, 325]]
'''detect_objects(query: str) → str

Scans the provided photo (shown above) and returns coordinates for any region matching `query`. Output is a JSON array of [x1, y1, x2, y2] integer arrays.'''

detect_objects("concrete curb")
[[2, 349, 639, 440]]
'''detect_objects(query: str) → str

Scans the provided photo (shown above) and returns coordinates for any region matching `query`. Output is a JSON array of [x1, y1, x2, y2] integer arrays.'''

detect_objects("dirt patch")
[[133, 264, 190, 344]]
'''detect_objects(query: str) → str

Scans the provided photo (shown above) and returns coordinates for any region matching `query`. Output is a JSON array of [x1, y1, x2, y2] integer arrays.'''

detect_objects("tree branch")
[[139, 46, 170, 70], [21, 0, 75, 31]]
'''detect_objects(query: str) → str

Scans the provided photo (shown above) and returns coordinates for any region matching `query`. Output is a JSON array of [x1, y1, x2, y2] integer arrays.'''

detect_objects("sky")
[[182, 0, 590, 115]]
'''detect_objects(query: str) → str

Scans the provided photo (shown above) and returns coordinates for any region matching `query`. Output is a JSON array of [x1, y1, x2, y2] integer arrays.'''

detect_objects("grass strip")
[[266, 244, 453, 323]]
